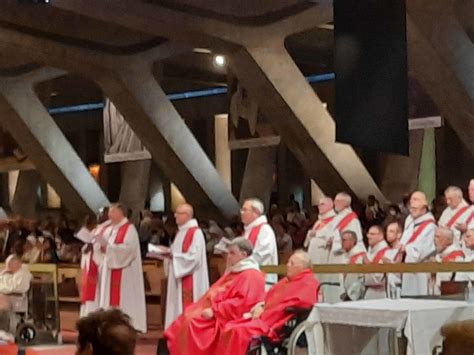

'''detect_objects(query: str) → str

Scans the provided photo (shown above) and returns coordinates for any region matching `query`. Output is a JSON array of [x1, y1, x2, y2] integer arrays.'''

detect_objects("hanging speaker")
[[334, 0, 408, 155]]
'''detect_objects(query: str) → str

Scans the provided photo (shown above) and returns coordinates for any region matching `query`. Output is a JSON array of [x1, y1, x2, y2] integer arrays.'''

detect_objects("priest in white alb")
[[456, 229, 474, 282], [438, 186, 471, 247], [340, 231, 366, 301], [455, 179, 474, 235], [399, 191, 436, 296], [75, 208, 111, 318], [329, 192, 364, 262], [240, 198, 278, 287], [363, 225, 389, 299], [96, 203, 147, 333], [304, 196, 337, 265], [164, 203, 209, 328], [431, 227, 464, 295]]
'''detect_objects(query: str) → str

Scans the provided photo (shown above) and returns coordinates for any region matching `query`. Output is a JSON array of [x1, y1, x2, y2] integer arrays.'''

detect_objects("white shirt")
[[304, 210, 337, 265], [98, 218, 147, 333], [432, 244, 465, 295], [331, 208, 364, 255], [0, 265, 32, 294], [438, 201, 471, 246], [243, 215, 278, 285], [165, 219, 209, 328], [400, 213, 436, 296]]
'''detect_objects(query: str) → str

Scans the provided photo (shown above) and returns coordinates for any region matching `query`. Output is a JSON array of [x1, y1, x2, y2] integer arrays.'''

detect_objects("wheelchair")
[[246, 306, 312, 355], [8, 292, 37, 345], [246, 282, 339, 355]]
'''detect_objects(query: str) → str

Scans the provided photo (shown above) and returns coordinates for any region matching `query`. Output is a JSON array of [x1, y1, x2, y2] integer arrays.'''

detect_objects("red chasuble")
[[165, 268, 266, 355], [216, 269, 319, 355]]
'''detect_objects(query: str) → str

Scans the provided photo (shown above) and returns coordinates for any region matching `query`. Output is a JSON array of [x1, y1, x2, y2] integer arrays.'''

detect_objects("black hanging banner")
[[334, 0, 408, 155]]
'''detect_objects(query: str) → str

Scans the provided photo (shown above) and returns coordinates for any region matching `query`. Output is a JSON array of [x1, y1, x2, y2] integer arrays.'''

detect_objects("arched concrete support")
[[0, 28, 239, 221], [239, 146, 276, 211], [0, 69, 110, 216], [101, 61, 239, 220], [11, 170, 41, 218], [43, 0, 382, 204], [406, 5, 474, 155], [230, 44, 386, 203], [119, 160, 151, 223]]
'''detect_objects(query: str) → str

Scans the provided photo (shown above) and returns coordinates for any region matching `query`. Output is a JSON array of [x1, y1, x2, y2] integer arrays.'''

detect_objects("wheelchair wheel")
[[286, 321, 309, 355], [16, 322, 37, 345]]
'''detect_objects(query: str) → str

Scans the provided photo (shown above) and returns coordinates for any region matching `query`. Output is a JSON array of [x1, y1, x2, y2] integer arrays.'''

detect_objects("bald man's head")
[[286, 250, 311, 279], [174, 203, 194, 226]]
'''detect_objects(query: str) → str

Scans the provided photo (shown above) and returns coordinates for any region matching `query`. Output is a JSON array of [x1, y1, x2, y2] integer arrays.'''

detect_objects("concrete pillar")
[[11, 170, 40, 218], [214, 114, 231, 190], [119, 159, 151, 223], [378, 130, 424, 203], [239, 146, 276, 211], [0, 70, 110, 216], [417, 128, 436, 203], [230, 44, 386, 203]]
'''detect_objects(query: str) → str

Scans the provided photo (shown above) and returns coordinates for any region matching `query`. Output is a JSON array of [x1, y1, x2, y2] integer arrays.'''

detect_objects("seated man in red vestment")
[[164, 237, 266, 355], [216, 250, 319, 355]]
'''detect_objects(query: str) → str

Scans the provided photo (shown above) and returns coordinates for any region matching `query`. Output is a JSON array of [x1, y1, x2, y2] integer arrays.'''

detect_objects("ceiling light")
[[214, 55, 226, 67], [193, 48, 212, 54]]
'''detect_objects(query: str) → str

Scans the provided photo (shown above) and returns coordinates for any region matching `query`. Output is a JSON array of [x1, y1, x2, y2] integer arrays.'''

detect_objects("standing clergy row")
[[305, 180, 474, 299]]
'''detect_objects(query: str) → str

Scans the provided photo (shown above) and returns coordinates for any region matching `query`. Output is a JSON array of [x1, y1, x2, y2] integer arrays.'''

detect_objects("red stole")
[[372, 247, 389, 264], [81, 226, 107, 304], [313, 216, 335, 231], [442, 250, 465, 262], [349, 252, 365, 264], [248, 224, 265, 246], [446, 206, 470, 228], [336, 212, 358, 231], [406, 219, 435, 245], [181, 227, 199, 310], [110, 223, 131, 307]]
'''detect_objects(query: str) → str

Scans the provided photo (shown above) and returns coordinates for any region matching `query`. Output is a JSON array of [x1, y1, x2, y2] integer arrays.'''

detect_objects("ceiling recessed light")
[[214, 55, 226, 67]]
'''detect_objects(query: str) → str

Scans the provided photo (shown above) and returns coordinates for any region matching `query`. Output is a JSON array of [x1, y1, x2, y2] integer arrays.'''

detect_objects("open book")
[[146, 244, 171, 259], [213, 237, 232, 254]]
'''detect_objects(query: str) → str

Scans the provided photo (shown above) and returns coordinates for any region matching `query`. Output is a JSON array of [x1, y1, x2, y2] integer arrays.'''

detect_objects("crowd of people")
[[0, 180, 473, 353]]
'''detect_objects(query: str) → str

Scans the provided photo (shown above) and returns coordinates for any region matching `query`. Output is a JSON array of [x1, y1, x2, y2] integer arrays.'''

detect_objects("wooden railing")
[[261, 262, 474, 275]]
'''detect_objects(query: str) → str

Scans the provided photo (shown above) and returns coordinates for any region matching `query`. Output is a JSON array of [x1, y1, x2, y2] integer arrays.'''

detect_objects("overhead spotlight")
[[193, 48, 212, 54], [214, 55, 226, 67]]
